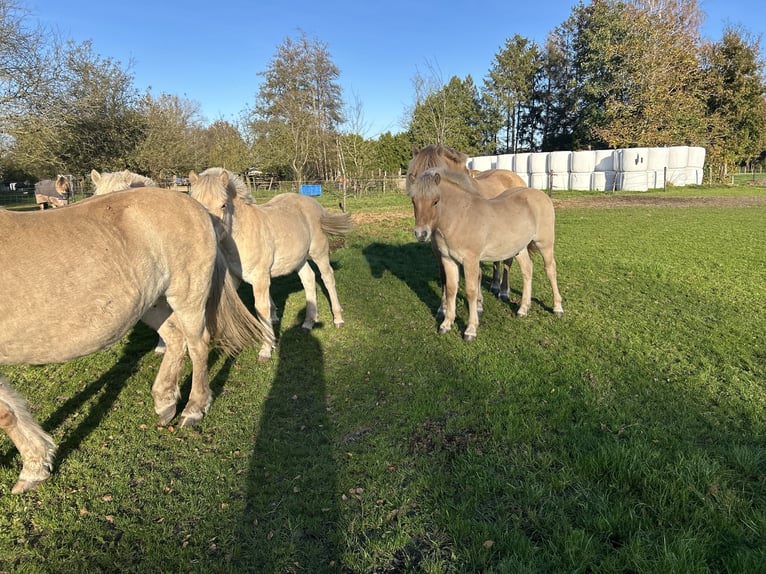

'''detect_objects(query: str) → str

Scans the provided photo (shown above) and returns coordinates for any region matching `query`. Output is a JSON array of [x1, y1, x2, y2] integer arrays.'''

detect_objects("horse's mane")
[[408, 166, 478, 199], [408, 144, 470, 175], [91, 170, 155, 195], [199, 167, 252, 204]]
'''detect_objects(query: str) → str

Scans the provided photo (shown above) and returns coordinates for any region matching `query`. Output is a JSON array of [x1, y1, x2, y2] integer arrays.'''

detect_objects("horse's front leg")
[[438, 257, 460, 335], [251, 277, 276, 360], [463, 258, 482, 341]]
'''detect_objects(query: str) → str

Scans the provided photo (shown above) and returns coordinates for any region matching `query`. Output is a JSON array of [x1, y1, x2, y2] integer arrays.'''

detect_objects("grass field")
[[1, 186, 765, 573]]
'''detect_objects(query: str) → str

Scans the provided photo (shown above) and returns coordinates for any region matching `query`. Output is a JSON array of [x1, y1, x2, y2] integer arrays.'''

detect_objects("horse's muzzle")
[[414, 227, 431, 242]]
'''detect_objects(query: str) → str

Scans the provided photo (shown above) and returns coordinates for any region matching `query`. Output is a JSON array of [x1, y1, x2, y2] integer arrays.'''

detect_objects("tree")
[[700, 26, 766, 178], [484, 35, 541, 153], [198, 119, 251, 174], [246, 31, 344, 184], [408, 73, 487, 155], [131, 92, 204, 181]]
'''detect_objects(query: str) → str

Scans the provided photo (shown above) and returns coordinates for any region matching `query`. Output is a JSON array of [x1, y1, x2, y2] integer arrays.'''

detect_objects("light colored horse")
[[90, 169, 155, 195], [90, 169, 164, 354], [0, 188, 269, 493], [189, 167, 353, 361], [408, 166, 563, 341], [407, 144, 527, 303]]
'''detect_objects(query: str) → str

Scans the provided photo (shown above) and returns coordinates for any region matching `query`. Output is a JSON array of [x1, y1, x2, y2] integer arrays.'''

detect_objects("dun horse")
[[0, 189, 269, 493], [407, 144, 527, 304], [90, 169, 164, 353], [90, 169, 155, 195], [189, 168, 353, 360], [408, 167, 563, 341]]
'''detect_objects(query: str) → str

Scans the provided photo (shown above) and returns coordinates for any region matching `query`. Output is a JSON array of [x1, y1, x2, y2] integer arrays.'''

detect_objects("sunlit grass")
[[1, 188, 765, 572]]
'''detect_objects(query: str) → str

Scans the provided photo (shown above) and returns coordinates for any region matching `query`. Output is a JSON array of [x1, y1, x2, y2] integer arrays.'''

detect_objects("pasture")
[[1, 187, 765, 573]]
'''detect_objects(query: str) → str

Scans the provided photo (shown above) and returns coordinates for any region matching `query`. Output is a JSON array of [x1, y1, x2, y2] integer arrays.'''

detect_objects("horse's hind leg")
[[515, 248, 534, 317], [296, 262, 320, 330], [312, 254, 345, 328], [0, 377, 56, 493], [498, 259, 513, 302], [537, 244, 564, 317], [489, 261, 502, 295]]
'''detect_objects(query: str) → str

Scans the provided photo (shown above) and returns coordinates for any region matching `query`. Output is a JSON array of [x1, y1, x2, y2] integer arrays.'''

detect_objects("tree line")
[[1, 0, 764, 190]]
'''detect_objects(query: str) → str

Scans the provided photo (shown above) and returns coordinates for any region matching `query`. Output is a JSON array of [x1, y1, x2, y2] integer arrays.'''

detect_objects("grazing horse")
[[0, 188, 269, 493], [90, 169, 155, 195], [408, 167, 563, 341], [407, 144, 527, 304], [189, 168, 353, 361]]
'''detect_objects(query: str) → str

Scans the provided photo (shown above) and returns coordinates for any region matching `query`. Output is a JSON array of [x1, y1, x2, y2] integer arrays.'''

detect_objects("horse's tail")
[[319, 211, 354, 236], [0, 375, 57, 493], [205, 248, 273, 356]]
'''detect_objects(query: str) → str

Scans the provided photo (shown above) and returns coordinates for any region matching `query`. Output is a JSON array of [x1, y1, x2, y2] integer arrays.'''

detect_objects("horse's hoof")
[[334, 320, 345, 329], [489, 286, 499, 295], [178, 412, 204, 427], [463, 333, 476, 342], [516, 309, 529, 318], [554, 310, 564, 318], [438, 327, 450, 335], [301, 322, 315, 330], [498, 293, 510, 303], [156, 405, 177, 426], [12, 478, 46, 494]]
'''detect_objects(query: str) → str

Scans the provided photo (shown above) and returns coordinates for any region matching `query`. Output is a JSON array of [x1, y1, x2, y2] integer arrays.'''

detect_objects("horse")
[[407, 166, 563, 341], [188, 167, 353, 361], [90, 169, 164, 353], [34, 175, 71, 209], [0, 188, 270, 493], [90, 169, 155, 195], [407, 144, 527, 304]]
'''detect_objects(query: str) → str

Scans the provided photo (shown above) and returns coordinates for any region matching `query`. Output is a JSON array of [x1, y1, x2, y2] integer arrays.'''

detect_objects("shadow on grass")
[[234, 324, 339, 571], [0, 324, 157, 474]]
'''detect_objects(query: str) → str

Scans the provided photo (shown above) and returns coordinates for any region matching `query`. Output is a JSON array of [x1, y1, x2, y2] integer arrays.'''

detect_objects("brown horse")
[[189, 168, 353, 360], [90, 169, 155, 195], [0, 188, 269, 492], [408, 167, 563, 341], [407, 144, 527, 303]]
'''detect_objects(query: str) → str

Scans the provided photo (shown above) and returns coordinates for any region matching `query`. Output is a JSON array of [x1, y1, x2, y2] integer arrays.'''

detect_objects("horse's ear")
[[219, 170, 230, 187], [433, 172, 441, 185], [188, 171, 198, 184], [411, 145, 420, 157], [90, 169, 101, 184]]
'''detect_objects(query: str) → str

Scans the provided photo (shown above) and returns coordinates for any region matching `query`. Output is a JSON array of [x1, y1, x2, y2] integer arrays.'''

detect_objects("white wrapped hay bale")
[[512, 153, 530, 176], [568, 172, 593, 191], [529, 172, 549, 190], [594, 149, 616, 172], [618, 148, 649, 172], [528, 152, 548, 174], [617, 171, 649, 191], [685, 167, 704, 184], [570, 150, 596, 173], [547, 151, 571, 175], [496, 154, 514, 170], [470, 155, 496, 171], [647, 147, 670, 171], [668, 146, 689, 169], [687, 147, 706, 168], [591, 171, 617, 191]]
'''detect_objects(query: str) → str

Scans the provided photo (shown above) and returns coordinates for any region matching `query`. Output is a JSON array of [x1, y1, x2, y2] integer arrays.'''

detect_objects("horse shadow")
[[362, 242, 534, 325], [234, 325, 340, 569], [0, 324, 156, 473]]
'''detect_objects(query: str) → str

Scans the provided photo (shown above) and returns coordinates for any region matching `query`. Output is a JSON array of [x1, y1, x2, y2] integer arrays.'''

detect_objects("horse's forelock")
[[199, 167, 252, 204], [408, 167, 442, 199]]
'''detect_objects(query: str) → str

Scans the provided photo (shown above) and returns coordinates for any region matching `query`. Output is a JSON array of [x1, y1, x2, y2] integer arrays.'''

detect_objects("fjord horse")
[[408, 167, 563, 341], [407, 144, 527, 305], [0, 188, 269, 492], [189, 168, 352, 360]]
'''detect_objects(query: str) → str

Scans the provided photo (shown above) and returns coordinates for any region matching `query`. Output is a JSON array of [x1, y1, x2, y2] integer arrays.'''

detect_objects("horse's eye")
[[432, 199, 439, 207]]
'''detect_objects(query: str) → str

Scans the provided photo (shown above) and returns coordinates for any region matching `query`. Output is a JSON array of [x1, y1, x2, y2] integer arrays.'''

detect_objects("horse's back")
[[473, 169, 526, 197], [0, 189, 217, 364]]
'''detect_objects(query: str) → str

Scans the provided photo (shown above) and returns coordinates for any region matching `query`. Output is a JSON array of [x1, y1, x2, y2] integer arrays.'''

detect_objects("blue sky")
[[28, 0, 764, 138]]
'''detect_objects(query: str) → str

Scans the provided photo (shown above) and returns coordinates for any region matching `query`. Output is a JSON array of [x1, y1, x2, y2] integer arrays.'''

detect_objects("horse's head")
[[408, 168, 443, 243], [406, 144, 470, 196], [189, 168, 250, 234]]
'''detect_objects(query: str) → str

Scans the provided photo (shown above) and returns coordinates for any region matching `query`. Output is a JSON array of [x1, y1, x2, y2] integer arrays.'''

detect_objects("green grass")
[[1, 188, 765, 573]]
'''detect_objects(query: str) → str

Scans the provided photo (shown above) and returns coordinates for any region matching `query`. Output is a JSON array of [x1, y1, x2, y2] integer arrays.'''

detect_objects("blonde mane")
[[199, 167, 252, 204], [408, 166, 478, 199], [408, 144, 470, 176], [91, 170, 155, 195]]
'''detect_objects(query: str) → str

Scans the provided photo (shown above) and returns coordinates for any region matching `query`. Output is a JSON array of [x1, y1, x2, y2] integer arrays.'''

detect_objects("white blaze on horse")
[[0, 188, 269, 493], [408, 167, 563, 341], [407, 144, 527, 305], [189, 168, 352, 361]]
